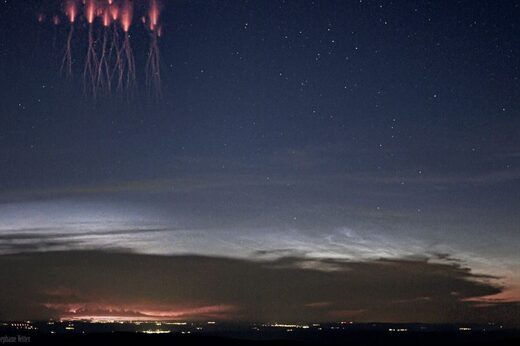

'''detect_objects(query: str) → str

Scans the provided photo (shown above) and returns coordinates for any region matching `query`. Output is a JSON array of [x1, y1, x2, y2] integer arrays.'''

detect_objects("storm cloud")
[[0, 250, 518, 324]]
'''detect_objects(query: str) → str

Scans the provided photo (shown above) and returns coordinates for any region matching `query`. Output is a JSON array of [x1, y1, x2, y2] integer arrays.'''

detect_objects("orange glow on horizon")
[[44, 302, 237, 322], [464, 285, 520, 304]]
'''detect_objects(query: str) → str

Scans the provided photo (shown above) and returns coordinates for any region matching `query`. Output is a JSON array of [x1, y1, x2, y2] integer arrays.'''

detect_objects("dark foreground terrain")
[[2, 322, 520, 345], [1, 331, 519, 346]]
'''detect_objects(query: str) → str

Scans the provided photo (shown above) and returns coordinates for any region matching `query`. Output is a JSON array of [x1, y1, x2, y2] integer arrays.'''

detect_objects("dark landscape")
[[2, 321, 520, 345]]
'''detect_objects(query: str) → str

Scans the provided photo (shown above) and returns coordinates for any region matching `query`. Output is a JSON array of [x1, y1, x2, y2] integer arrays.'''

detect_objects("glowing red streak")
[[85, 0, 96, 24], [37, 13, 45, 23], [102, 9, 111, 26], [65, 0, 78, 23], [109, 4, 119, 21], [120, 1, 133, 32], [53, 15, 61, 26], [148, 0, 161, 31]]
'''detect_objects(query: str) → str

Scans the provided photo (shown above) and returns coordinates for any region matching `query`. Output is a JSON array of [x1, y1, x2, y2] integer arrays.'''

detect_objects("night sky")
[[0, 0, 519, 324]]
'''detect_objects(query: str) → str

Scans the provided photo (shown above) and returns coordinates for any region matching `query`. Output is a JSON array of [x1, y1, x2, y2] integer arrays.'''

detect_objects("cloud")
[[2, 146, 519, 204], [0, 227, 172, 241], [0, 227, 176, 255], [0, 250, 518, 324]]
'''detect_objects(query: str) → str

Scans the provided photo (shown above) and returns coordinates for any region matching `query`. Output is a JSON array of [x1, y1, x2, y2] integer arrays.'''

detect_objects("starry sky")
[[0, 0, 519, 324]]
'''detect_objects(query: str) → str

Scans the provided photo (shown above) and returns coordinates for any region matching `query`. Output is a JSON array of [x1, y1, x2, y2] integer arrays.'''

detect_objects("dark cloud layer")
[[0, 251, 518, 324]]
